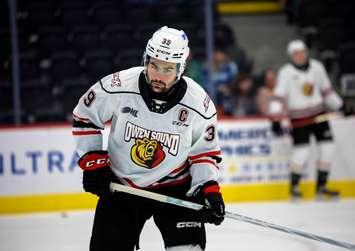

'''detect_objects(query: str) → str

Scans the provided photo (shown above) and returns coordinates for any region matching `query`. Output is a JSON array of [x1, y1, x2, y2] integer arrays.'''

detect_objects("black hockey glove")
[[271, 120, 283, 137], [340, 102, 355, 117], [195, 180, 225, 225], [78, 150, 114, 196]]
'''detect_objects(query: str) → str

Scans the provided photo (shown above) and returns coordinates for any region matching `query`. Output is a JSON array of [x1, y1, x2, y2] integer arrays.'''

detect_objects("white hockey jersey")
[[72, 67, 221, 195], [274, 59, 342, 119]]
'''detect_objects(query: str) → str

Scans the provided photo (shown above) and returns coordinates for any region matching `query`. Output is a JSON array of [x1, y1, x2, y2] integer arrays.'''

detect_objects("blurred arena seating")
[[295, 0, 355, 75], [1, 0, 220, 124], [3, 0, 354, 125]]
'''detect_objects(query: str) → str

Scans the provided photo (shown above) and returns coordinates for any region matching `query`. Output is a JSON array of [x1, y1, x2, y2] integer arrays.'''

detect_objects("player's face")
[[147, 58, 178, 93], [292, 50, 308, 66]]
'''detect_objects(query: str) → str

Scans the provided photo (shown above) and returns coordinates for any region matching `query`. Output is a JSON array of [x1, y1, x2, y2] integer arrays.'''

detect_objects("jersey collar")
[[138, 72, 187, 113]]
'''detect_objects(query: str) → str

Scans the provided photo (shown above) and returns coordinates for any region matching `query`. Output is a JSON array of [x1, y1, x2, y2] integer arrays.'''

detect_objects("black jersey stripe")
[[72, 120, 103, 130]]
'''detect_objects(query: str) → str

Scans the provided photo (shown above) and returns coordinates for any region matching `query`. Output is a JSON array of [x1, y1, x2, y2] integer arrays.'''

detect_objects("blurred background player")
[[269, 39, 347, 199], [72, 26, 225, 251]]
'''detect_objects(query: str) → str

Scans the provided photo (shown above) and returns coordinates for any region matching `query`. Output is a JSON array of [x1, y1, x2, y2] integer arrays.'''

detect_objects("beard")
[[149, 79, 168, 93]]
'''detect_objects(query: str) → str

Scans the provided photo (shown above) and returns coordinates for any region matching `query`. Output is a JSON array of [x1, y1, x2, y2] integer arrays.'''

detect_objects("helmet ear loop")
[[176, 48, 189, 81], [143, 53, 151, 83], [142, 52, 147, 66], [174, 63, 185, 84], [176, 60, 188, 82]]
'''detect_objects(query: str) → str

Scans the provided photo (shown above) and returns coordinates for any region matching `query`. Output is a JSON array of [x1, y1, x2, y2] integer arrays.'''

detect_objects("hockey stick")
[[314, 112, 341, 124], [291, 112, 341, 128], [110, 182, 355, 250]]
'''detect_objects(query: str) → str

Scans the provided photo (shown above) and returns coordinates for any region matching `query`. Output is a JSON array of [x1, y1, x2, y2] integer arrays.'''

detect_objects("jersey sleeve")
[[187, 102, 222, 196], [316, 62, 343, 110], [274, 67, 289, 99], [317, 61, 332, 91], [268, 67, 289, 116], [72, 79, 115, 157]]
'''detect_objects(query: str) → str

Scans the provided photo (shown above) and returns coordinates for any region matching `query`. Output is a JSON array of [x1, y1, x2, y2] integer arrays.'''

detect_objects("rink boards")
[[1, 117, 355, 214]]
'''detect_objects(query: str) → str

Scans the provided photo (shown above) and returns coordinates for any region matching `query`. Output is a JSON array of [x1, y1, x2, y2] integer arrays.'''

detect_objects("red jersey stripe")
[[191, 159, 219, 169], [73, 113, 90, 122], [148, 175, 191, 189], [170, 161, 189, 174], [72, 130, 101, 135], [189, 150, 221, 160]]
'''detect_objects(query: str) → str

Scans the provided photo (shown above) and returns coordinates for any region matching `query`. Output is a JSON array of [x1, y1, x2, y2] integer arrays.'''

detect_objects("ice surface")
[[1, 199, 354, 251]]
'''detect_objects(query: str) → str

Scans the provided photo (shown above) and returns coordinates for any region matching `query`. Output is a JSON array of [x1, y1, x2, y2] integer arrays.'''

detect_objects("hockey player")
[[270, 39, 344, 199], [72, 26, 225, 251]]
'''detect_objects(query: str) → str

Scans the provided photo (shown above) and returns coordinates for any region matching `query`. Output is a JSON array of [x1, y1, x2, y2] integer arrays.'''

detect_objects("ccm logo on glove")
[[78, 151, 110, 171], [176, 222, 202, 228]]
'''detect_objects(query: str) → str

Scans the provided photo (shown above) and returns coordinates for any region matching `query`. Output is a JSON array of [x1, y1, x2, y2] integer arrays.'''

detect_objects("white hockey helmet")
[[287, 39, 307, 56], [144, 26, 190, 80]]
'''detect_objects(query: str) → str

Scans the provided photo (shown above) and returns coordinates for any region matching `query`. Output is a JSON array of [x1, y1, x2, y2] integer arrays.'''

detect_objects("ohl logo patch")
[[130, 137, 166, 169]]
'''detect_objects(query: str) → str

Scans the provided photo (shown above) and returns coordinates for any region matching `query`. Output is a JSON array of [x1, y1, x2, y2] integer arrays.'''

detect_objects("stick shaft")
[[110, 182, 204, 211], [110, 182, 355, 250], [292, 112, 341, 128], [314, 112, 340, 123], [225, 212, 355, 250]]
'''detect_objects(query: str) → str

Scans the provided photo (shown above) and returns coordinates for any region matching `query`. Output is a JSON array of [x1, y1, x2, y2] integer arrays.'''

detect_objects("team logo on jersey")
[[111, 72, 121, 87], [125, 121, 180, 158], [302, 82, 314, 96], [131, 137, 165, 169]]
